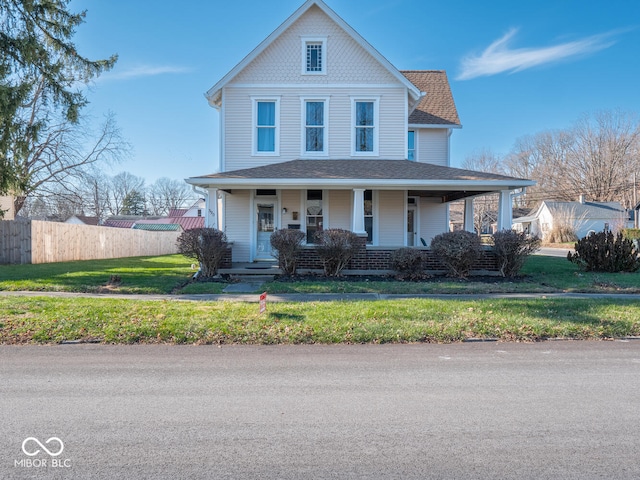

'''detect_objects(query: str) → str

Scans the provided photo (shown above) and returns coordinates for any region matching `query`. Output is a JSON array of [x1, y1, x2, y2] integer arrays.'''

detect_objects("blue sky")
[[72, 0, 640, 182]]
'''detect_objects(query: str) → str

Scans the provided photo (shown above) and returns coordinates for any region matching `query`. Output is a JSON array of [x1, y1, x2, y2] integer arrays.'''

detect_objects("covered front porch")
[[187, 159, 535, 266]]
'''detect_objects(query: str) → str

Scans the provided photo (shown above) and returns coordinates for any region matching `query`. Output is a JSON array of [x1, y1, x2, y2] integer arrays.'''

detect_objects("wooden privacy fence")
[[0, 219, 181, 264]]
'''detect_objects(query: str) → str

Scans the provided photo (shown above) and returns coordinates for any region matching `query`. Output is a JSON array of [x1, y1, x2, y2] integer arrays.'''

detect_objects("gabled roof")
[[205, 0, 421, 107], [545, 201, 626, 219], [168, 208, 188, 217], [514, 200, 627, 223], [402, 71, 461, 127]]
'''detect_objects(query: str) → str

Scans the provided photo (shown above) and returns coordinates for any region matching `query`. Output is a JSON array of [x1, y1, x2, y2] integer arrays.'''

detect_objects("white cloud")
[[99, 65, 192, 82], [457, 28, 618, 81]]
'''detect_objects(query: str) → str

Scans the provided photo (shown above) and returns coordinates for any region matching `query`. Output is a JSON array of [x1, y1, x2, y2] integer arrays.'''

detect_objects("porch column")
[[206, 188, 219, 230], [464, 198, 475, 233], [352, 188, 367, 235], [497, 190, 513, 232]]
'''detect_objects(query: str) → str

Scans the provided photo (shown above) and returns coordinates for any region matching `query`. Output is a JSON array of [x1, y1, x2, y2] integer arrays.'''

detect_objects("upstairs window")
[[352, 98, 378, 155], [408, 131, 416, 160], [301, 37, 326, 75], [253, 98, 279, 155], [303, 99, 327, 155]]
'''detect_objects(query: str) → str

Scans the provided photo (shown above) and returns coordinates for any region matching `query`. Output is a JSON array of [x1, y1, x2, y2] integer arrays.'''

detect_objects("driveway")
[[2, 342, 639, 479]]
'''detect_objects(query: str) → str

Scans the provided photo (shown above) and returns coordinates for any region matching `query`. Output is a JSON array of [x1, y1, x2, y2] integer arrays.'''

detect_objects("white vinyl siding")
[[223, 86, 406, 170], [419, 199, 448, 245], [280, 189, 302, 229], [327, 190, 351, 230], [416, 129, 450, 166], [377, 191, 404, 245], [224, 190, 251, 262], [233, 6, 398, 85]]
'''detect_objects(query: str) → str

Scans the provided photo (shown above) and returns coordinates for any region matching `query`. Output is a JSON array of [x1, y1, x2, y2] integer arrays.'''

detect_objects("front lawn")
[[0, 254, 639, 295], [1, 296, 639, 344], [0, 255, 200, 294]]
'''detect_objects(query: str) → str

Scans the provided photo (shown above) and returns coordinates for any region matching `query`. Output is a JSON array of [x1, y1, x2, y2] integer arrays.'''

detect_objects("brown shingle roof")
[[199, 160, 524, 182], [401, 70, 461, 126]]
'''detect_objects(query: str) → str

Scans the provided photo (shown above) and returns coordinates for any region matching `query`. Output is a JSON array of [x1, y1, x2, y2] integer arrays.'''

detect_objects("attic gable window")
[[301, 37, 326, 75]]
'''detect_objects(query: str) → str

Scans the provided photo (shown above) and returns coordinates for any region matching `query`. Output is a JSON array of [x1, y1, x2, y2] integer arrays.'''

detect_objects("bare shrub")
[[492, 230, 541, 277], [270, 229, 305, 276], [177, 228, 228, 278], [430, 230, 482, 278], [315, 229, 360, 277], [390, 248, 427, 280]]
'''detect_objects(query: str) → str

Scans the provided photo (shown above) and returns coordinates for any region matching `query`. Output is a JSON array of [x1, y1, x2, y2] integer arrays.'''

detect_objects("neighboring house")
[[103, 200, 205, 231], [513, 197, 632, 239], [65, 215, 100, 226], [0, 195, 15, 220], [187, 0, 534, 263]]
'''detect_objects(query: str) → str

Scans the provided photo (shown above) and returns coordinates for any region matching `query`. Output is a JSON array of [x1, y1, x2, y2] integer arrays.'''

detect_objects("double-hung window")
[[352, 98, 379, 156], [253, 98, 279, 155], [364, 190, 373, 244], [302, 98, 328, 155]]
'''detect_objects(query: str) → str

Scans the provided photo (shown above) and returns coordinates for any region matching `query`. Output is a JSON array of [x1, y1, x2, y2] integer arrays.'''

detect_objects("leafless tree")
[[462, 149, 503, 234], [504, 110, 640, 207], [106, 171, 146, 216], [10, 78, 128, 215], [147, 177, 195, 216]]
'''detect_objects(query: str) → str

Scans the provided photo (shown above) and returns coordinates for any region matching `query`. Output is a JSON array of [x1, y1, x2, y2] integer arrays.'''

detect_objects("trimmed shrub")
[[390, 248, 427, 280], [568, 230, 640, 272], [314, 229, 360, 277], [177, 228, 228, 278], [491, 229, 541, 278], [430, 230, 482, 278], [270, 229, 305, 276]]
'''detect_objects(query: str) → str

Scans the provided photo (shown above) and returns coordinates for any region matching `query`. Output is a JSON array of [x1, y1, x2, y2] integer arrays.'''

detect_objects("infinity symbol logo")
[[21, 437, 64, 457]]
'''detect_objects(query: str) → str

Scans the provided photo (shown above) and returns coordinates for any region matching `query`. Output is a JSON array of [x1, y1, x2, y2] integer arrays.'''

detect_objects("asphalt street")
[[2, 342, 639, 479]]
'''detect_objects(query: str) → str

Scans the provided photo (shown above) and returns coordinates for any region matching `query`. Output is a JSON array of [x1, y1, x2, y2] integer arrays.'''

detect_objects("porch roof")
[[187, 160, 534, 201]]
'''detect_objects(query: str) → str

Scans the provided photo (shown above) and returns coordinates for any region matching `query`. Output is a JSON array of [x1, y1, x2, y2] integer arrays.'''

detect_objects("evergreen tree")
[[0, 0, 117, 199]]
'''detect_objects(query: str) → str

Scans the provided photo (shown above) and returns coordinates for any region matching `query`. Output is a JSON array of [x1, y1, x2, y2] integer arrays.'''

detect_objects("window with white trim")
[[301, 37, 326, 75], [408, 130, 416, 160], [351, 98, 378, 156], [252, 98, 279, 155], [303, 99, 327, 154]]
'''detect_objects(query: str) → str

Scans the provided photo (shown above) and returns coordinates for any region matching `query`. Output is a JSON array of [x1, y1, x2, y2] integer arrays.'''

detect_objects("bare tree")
[[106, 172, 146, 216], [147, 177, 195, 216], [505, 110, 640, 206], [462, 149, 503, 234], [10, 81, 128, 215]]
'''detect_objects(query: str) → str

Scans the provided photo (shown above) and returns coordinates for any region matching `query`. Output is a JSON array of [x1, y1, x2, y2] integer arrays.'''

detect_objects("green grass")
[[0, 255, 196, 294], [1, 296, 638, 344], [1, 254, 639, 295]]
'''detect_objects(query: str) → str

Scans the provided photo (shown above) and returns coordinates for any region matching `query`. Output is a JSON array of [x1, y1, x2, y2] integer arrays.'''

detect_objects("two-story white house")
[[187, 0, 533, 264]]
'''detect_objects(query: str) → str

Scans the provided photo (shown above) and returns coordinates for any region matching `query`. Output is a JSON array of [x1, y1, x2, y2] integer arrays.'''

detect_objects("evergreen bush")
[[567, 230, 640, 272]]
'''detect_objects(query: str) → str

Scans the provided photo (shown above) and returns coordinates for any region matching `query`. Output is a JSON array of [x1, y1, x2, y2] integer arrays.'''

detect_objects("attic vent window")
[[302, 37, 326, 75], [307, 44, 322, 72]]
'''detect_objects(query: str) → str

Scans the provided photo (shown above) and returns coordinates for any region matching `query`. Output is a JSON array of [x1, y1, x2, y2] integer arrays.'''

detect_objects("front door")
[[255, 203, 276, 260]]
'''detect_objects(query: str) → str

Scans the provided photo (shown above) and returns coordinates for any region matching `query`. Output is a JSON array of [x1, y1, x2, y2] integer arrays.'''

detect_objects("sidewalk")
[[1, 290, 639, 302]]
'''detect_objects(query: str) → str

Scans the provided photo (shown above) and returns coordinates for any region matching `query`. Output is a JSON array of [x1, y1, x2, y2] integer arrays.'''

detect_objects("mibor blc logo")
[[15, 437, 71, 468]]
